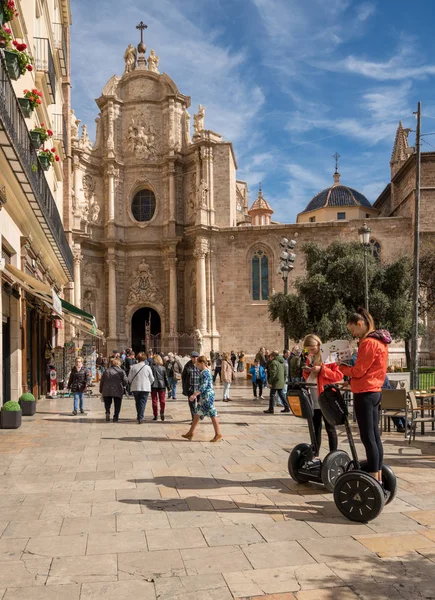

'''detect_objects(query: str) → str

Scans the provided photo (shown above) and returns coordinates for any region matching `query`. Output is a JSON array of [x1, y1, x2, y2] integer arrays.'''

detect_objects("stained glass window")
[[131, 189, 156, 222], [252, 250, 269, 301]]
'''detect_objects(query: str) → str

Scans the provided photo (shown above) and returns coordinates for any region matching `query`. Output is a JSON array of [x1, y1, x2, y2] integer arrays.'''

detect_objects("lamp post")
[[358, 222, 371, 311], [278, 237, 296, 351]]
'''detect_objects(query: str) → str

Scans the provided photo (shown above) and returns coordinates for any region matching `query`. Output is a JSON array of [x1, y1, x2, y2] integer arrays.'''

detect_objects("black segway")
[[318, 384, 397, 522], [287, 383, 351, 492]]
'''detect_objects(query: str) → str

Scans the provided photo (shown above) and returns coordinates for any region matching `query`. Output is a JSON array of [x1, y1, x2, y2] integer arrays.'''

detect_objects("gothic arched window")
[[131, 189, 156, 222], [252, 249, 269, 301], [370, 239, 381, 260]]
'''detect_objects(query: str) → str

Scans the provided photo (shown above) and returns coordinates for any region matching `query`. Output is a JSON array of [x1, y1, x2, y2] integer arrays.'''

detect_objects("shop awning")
[[4, 264, 62, 315], [60, 299, 104, 338]]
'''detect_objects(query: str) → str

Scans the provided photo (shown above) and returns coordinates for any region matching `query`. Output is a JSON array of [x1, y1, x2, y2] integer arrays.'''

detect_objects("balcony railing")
[[52, 113, 66, 154], [53, 23, 67, 76], [34, 38, 56, 103], [0, 51, 73, 278]]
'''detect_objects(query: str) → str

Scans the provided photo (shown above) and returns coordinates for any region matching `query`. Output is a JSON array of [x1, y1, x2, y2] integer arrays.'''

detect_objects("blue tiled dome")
[[302, 173, 372, 213]]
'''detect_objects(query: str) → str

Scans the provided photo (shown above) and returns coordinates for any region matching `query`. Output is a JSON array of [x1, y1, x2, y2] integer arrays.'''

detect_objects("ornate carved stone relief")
[[82, 263, 101, 288], [127, 259, 160, 306], [125, 111, 158, 160]]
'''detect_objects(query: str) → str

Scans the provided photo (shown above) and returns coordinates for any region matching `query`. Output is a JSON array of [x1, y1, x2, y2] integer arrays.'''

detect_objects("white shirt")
[[128, 362, 154, 392]]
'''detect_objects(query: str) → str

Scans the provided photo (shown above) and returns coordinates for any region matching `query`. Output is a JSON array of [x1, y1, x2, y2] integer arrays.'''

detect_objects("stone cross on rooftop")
[[333, 152, 340, 174], [136, 21, 148, 44], [136, 21, 148, 68]]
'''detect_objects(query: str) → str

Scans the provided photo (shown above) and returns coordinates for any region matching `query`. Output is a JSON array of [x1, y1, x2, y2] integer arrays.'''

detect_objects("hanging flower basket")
[[39, 154, 51, 171], [18, 97, 33, 118], [0, 3, 6, 26], [29, 130, 42, 149], [37, 147, 59, 171], [30, 124, 53, 143], [0, 1, 19, 25], [4, 48, 20, 80], [0, 25, 12, 47]]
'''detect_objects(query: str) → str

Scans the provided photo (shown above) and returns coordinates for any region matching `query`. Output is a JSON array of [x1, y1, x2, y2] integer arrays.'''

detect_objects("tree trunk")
[[404, 338, 411, 370]]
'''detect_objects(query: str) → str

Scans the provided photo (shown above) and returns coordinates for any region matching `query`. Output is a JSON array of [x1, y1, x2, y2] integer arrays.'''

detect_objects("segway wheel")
[[321, 450, 351, 492], [288, 443, 311, 483], [359, 461, 397, 505], [333, 471, 385, 522]]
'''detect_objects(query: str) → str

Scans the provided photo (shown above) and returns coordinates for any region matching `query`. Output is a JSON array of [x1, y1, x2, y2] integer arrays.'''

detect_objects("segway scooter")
[[318, 384, 397, 522], [287, 383, 351, 492]]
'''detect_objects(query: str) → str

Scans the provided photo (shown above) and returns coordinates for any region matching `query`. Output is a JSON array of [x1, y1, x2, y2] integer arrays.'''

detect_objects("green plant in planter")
[[7, 40, 33, 75], [31, 124, 53, 143], [38, 147, 60, 170], [1, 1, 19, 23], [0, 24, 12, 47], [19, 392, 36, 416], [2, 400, 21, 411], [19, 393, 35, 402]]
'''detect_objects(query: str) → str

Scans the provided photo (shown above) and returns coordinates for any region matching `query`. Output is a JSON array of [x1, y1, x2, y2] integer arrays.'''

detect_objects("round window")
[[131, 189, 156, 222]]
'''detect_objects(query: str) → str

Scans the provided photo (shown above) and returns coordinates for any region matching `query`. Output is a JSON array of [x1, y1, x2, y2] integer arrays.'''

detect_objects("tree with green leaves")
[[268, 241, 414, 364]]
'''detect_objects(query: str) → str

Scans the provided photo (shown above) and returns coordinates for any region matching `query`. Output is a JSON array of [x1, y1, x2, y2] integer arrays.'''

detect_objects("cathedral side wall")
[[213, 144, 237, 228], [211, 218, 411, 353]]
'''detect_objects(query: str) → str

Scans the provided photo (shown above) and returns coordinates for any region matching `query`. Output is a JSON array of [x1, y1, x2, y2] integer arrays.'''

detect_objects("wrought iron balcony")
[[53, 23, 67, 77], [52, 113, 66, 155], [0, 51, 73, 278], [34, 38, 56, 104]]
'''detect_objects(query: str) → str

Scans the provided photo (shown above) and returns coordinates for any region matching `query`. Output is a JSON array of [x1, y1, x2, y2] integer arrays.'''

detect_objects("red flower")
[[55, 155, 60, 162], [23, 89, 28, 93], [26, 65, 33, 71], [12, 39, 17, 46], [47, 130, 53, 136], [3, 27, 11, 34], [51, 148, 56, 153], [29, 96, 34, 101], [36, 99, 42, 104], [41, 123, 45, 127]]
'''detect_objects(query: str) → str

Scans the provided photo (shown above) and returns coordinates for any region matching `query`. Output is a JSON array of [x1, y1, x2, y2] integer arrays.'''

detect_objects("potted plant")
[[38, 147, 60, 171], [1, 400, 22, 429], [0, 1, 18, 26], [18, 88, 42, 118], [0, 24, 12, 48], [19, 392, 36, 416], [29, 123, 52, 149], [4, 40, 33, 80]]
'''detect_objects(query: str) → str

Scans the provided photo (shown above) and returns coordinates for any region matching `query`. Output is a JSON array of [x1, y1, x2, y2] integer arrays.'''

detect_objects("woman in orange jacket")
[[339, 308, 392, 482], [302, 334, 344, 457]]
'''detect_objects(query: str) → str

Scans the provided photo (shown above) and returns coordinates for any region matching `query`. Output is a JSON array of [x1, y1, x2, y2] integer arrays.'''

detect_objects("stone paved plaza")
[[0, 379, 435, 600]]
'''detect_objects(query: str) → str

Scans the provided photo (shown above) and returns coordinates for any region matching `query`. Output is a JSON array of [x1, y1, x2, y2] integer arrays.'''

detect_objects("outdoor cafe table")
[[415, 391, 435, 435]]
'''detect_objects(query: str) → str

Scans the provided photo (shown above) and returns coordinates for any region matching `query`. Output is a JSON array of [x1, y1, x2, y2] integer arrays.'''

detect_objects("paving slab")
[[47, 554, 118, 584]]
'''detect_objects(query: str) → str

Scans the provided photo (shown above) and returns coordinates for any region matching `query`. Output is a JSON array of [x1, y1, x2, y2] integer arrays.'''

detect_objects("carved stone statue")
[[102, 74, 121, 97], [128, 259, 159, 305], [83, 290, 95, 315], [124, 44, 137, 74], [148, 49, 160, 73], [193, 105, 205, 138], [198, 179, 209, 208], [183, 109, 191, 146], [70, 109, 80, 140], [82, 173, 96, 200], [187, 172, 196, 220], [194, 329, 203, 354], [126, 118, 157, 159], [89, 200, 100, 223], [78, 124, 93, 152]]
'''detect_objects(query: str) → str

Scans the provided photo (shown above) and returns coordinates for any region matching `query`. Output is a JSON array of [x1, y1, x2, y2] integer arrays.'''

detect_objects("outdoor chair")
[[381, 389, 408, 436], [408, 391, 435, 444]]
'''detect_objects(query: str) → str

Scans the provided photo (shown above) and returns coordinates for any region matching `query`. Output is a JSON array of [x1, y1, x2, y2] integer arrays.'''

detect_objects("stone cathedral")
[[70, 32, 435, 359]]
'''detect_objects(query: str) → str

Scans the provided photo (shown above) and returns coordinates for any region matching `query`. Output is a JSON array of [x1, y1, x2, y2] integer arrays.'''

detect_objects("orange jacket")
[[302, 360, 344, 395], [340, 336, 389, 394]]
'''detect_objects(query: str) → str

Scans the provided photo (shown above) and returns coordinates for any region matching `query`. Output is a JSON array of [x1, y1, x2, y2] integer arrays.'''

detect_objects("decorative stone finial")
[[136, 21, 148, 68], [193, 105, 205, 139], [333, 152, 341, 185]]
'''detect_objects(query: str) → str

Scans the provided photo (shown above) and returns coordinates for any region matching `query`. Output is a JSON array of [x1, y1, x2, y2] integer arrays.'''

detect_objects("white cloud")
[[71, 0, 264, 144], [356, 2, 376, 21]]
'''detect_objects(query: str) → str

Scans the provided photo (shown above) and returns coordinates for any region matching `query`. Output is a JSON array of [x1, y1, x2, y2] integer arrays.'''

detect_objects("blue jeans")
[[133, 391, 149, 422], [269, 389, 290, 412], [168, 377, 177, 398], [74, 392, 84, 412]]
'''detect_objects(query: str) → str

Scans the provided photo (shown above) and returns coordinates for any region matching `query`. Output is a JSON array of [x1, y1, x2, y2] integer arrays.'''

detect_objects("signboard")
[[49, 368, 57, 396], [52, 290, 62, 316]]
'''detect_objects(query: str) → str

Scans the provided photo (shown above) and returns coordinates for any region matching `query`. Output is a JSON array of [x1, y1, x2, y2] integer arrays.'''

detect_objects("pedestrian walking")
[[182, 351, 200, 421], [263, 351, 290, 414], [221, 352, 235, 402], [124, 350, 137, 396], [151, 355, 170, 421], [67, 357, 89, 416], [237, 350, 245, 372], [128, 352, 154, 423], [230, 350, 237, 368], [213, 353, 222, 383], [255, 347, 267, 369], [100, 357, 128, 422], [289, 347, 303, 383], [302, 334, 343, 456], [182, 355, 222, 442], [249, 359, 267, 399], [166, 352, 182, 399]]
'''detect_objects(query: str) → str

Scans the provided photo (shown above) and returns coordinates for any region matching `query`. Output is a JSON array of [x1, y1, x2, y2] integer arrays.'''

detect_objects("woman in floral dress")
[[182, 355, 222, 442]]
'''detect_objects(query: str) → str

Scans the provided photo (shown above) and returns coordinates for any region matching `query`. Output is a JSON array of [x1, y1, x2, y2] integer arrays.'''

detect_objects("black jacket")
[[181, 360, 200, 396], [68, 366, 89, 392], [151, 365, 170, 390], [100, 366, 128, 398], [124, 357, 137, 375]]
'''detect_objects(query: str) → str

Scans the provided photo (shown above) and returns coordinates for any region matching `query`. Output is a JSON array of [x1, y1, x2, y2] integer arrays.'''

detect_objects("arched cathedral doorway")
[[131, 307, 161, 354]]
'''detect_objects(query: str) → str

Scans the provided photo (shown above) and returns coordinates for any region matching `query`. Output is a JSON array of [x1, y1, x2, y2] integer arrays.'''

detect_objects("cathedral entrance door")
[[131, 307, 161, 354]]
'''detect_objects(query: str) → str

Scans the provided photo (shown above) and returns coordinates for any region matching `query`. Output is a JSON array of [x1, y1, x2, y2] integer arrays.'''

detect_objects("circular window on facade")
[[131, 189, 156, 222]]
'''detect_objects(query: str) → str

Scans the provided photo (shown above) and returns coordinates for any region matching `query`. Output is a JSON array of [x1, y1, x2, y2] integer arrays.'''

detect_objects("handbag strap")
[[130, 363, 147, 386]]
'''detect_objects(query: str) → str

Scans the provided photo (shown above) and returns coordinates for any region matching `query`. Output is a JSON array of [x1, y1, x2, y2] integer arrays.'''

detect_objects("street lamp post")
[[278, 238, 296, 351], [358, 222, 371, 312]]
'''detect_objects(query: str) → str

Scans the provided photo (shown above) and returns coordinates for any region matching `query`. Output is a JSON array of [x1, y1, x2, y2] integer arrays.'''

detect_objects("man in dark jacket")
[[182, 351, 200, 420], [67, 357, 89, 416], [264, 351, 290, 414], [123, 351, 137, 396]]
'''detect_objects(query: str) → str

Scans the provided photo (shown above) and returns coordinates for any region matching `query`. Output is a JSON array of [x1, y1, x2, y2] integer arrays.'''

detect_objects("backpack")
[[318, 385, 348, 427]]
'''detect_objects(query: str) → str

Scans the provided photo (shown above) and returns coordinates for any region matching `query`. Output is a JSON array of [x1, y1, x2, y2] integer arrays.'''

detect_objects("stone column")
[[72, 243, 83, 308], [168, 162, 176, 223], [72, 155, 81, 198], [106, 253, 117, 342], [193, 238, 209, 334], [165, 250, 178, 333], [106, 164, 118, 222]]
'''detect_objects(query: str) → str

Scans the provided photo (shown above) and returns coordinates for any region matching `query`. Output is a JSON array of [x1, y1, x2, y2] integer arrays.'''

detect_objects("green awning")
[[61, 299, 94, 323]]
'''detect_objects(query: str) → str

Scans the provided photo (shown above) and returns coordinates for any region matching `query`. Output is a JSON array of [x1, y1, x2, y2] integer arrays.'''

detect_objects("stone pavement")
[[0, 378, 435, 600]]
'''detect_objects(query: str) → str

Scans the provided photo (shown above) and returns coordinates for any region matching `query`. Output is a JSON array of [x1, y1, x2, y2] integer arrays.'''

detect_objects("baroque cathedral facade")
[[70, 36, 432, 358]]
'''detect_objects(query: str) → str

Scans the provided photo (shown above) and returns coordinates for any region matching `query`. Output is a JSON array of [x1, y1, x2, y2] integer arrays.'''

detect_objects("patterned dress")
[[195, 369, 218, 419]]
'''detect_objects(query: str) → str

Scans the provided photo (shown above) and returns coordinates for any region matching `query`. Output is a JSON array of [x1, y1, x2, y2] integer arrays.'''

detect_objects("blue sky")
[[71, 0, 435, 222]]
